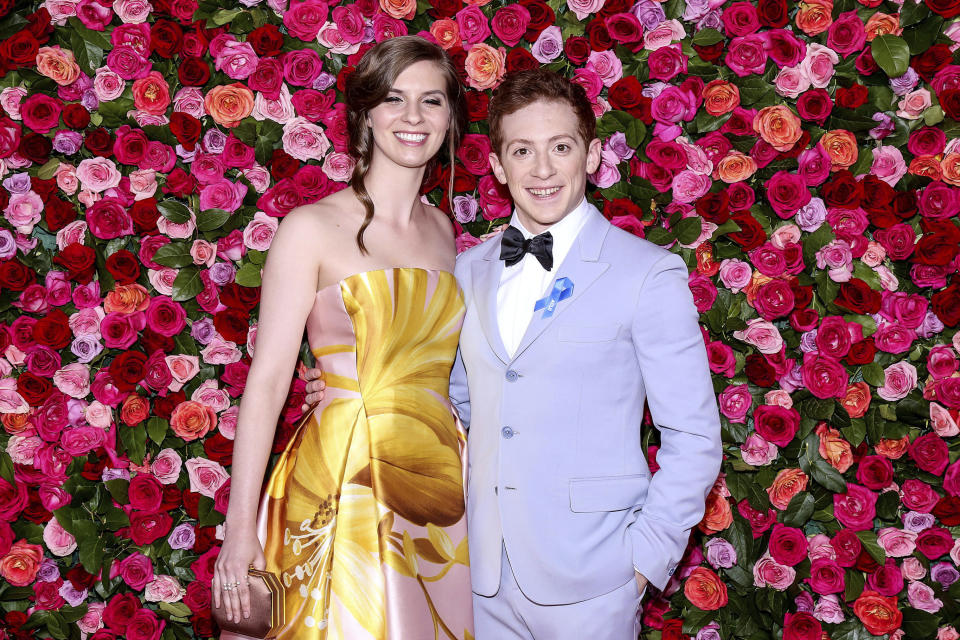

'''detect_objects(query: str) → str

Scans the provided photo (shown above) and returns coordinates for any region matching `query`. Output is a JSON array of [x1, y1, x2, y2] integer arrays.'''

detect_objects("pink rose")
[[833, 483, 877, 531], [76, 157, 122, 193], [185, 457, 229, 498], [800, 44, 839, 88], [198, 178, 246, 213], [733, 318, 784, 354], [873, 322, 917, 354], [908, 581, 944, 614], [774, 67, 811, 99], [871, 147, 907, 186], [144, 575, 185, 603], [281, 117, 331, 162], [719, 384, 752, 423], [151, 448, 182, 484], [42, 517, 77, 556], [566, 0, 603, 20], [741, 433, 778, 466], [877, 527, 917, 557], [242, 211, 279, 252], [3, 192, 43, 234], [718, 259, 752, 292], [897, 89, 932, 120], [930, 402, 959, 437], [877, 361, 918, 401], [648, 43, 687, 82], [671, 170, 711, 203], [753, 552, 796, 590], [321, 151, 355, 183]]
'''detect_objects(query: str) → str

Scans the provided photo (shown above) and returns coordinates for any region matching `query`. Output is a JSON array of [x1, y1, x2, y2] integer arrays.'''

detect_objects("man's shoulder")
[[601, 223, 679, 270], [455, 233, 500, 272]]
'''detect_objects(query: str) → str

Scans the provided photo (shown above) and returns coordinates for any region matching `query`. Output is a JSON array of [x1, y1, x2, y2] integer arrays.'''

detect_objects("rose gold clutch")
[[212, 568, 285, 639]]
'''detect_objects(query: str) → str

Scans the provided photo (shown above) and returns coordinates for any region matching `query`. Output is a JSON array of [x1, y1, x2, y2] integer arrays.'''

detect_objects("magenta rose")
[[101, 312, 145, 349], [754, 279, 795, 320], [490, 3, 530, 47], [901, 478, 940, 511], [706, 341, 736, 377], [648, 44, 688, 82], [753, 404, 800, 447], [199, 178, 247, 213], [456, 134, 492, 176], [916, 527, 954, 560], [722, 1, 761, 36], [282, 0, 328, 40], [833, 483, 877, 531], [718, 383, 752, 423], [21, 94, 63, 134], [908, 126, 946, 155], [855, 455, 894, 490], [908, 433, 950, 475], [145, 296, 187, 338], [801, 353, 848, 399], [866, 559, 904, 596], [115, 552, 154, 590], [918, 181, 959, 219], [455, 5, 491, 45], [725, 34, 768, 77], [650, 86, 697, 124], [125, 608, 165, 640], [282, 48, 323, 87], [766, 171, 811, 218], [768, 524, 808, 566], [826, 11, 867, 57], [808, 558, 845, 594], [478, 174, 512, 220]]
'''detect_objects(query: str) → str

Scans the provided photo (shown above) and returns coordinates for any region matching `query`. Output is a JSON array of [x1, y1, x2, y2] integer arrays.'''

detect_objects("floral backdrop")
[[0, 0, 959, 636]]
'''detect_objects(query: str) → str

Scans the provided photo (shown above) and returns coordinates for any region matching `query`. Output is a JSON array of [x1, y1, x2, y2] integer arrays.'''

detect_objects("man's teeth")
[[530, 187, 560, 196], [396, 132, 426, 142]]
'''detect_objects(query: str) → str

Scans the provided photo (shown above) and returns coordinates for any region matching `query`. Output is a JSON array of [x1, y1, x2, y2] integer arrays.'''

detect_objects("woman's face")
[[366, 60, 451, 170]]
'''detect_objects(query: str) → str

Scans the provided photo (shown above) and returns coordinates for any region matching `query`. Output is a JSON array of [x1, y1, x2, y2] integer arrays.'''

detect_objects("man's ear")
[[489, 152, 507, 185], [585, 138, 602, 175]]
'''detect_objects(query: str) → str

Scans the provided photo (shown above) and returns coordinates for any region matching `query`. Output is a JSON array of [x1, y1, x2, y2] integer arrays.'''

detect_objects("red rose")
[[125, 608, 165, 640], [247, 24, 284, 56], [607, 75, 645, 117], [729, 212, 766, 250], [753, 404, 800, 446], [104, 249, 141, 285], [932, 496, 960, 525], [693, 41, 724, 63], [190, 612, 215, 638], [855, 455, 893, 490], [61, 103, 90, 129], [109, 351, 148, 392], [177, 57, 210, 87], [103, 592, 139, 633], [925, 0, 960, 18], [941, 89, 960, 121], [933, 283, 960, 327], [744, 354, 775, 386], [585, 17, 612, 50], [916, 526, 954, 559], [854, 591, 902, 635], [909, 433, 950, 475], [0, 259, 34, 291], [154, 390, 185, 420], [427, 0, 462, 18], [128, 510, 174, 546], [834, 278, 881, 314], [83, 127, 114, 157], [695, 191, 729, 224], [505, 47, 539, 73], [213, 308, 249, 344], [160, 485, 182, 511], [892, 190, 918, 219], [797, 89, 831, 124], [915, 220, 960, 266], [183, 580, 211, 613], [821, 170, 862, 209], [44, 196, 77, 231], [18, 132, 51, 163], [32, 309, 71, 349], [830, 529, 862, 567], [269, 148, 300, 180], [220, 282, 260, 310], [835, 83, 868, 109], [910, 43, 953, 82], [67, 565, 96, 591], [661, 619, 690, 640], [150, 18, 183, 58], [189, 547, 219, 584], [168, 112, 201, 151], [203, 432, 233, 465], [193, 525, 218, 553], [563, 36, 591, 65], [756, 0, 788, 26], [0, 30, 40, 67], [161, 167, 196, 197], [128, 474, 162, 511], [519, 0, 554, 40], [181, 488, 201, 519]]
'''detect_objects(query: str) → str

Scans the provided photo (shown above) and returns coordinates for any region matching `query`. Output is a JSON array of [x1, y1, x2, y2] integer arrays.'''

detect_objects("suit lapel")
[[511, 206, 611, 360], [471, 239, 510, 365]]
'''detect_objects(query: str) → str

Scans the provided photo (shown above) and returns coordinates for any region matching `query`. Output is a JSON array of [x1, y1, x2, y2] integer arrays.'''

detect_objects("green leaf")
[[902, 15, 944, 54], [860, 362, 885, 387], [196, 208, 232, 232], [899, 0, 931, 26], [855, 530, 886, 564], [875, 489, 899, 521], [843, 568, 866, 603], [0, 452, 14, 484], [152, 242, 194, 268], [843, 418, 867, 448], [692, 27, 725, 46], [210, 7, 243, 25], [901, 609, 941, 639], [810, 459, 847, 493], [158, 200, 192, 224], [66, 17, 112, 49], [198, 496, 223, 527], [870, 35, 911, 78], [235, 261, 263, 287], [105, 479, 129, 504], [147, 417, 169, 445], [70, 29, 104, 77], [172, 266, 204, 302], [645, 226, 674, 246], [36, 159, 61, 180], [676, 217, 703, 245], [781, 492, 815, 527], [118, 425, 148, 465], [159, 601, 194, 619], [0, 13, 28, 40]]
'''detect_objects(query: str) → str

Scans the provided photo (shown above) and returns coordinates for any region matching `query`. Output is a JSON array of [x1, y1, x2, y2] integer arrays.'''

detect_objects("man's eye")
[[514, 148, 528, 156], [556, 143, 569, 152]]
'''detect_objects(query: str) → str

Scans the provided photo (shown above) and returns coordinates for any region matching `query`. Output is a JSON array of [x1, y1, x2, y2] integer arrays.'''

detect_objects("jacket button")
[[505, 370, 518, 382], [501, 426, 514, 439]]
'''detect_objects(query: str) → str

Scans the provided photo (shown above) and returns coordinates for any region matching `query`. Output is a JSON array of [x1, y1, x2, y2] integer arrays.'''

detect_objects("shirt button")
[[501, 427, 514, 439], [505, 370, 519, 382]]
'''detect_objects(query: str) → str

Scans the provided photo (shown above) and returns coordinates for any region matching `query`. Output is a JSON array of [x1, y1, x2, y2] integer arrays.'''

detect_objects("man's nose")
[[531, 152, 555, 179]]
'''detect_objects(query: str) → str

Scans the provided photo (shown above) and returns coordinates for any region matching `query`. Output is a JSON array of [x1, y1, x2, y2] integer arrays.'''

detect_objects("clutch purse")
[[212, 568, 285, 639]]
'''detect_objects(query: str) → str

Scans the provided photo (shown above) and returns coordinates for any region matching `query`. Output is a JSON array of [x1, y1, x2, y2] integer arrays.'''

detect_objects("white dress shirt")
[[497, 198, 591, 357]]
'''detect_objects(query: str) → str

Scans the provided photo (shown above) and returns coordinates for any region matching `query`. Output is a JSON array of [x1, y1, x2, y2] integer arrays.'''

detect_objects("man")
[[304, 69, 721, 639]]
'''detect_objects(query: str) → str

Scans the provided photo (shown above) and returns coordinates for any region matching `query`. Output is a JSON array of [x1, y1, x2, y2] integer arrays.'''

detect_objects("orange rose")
[[120, 393, 150, 427], [716, 152, 758, 183], [853, 591, 902, 636], [864, 13, 901, 41], [1, 413, 33, 435], [820, 129, 858, 171], [169, 400, 216, 442], [429, 19, 461, 50], [203, 83, 255, 128], [36, 46, 80, 86], [794, 0, 834, 36], [683, 567, 728, 610], [104, 284, 151, 314], [702, 80, 740, 116], [699, 491, 733, 534], [816, 423, 853, 473], [379, 0, 415, 19], [940, 153, 960, 186], [744, 272, 772, 308], [841, 381, 871, 418], [753, 105, 803, 152], [767, 468, 809, 509], [696, 243, 720, 277], [0, 540, 44, 587], [464, 43, 506, 91], [875, 436, 909, 459], [909, 155, 943, 180]]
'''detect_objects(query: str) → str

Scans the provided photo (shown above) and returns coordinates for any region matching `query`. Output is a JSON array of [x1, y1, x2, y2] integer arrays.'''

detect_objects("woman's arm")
[[214, 208, 324, 621]]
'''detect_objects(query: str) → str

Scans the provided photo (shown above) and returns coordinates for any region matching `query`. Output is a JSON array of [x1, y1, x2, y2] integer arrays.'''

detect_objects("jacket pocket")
[[569, 473, 649, 513], [557, 323, 620, 343]]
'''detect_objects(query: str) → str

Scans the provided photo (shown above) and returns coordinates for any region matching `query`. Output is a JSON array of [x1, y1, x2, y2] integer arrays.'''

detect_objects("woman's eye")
[[384, 96, 402, 103], [425, 99, 444, 106]]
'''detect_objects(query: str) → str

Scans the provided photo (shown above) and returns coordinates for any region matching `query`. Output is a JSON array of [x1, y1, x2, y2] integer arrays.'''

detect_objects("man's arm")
[[628, 252, 722, 591]]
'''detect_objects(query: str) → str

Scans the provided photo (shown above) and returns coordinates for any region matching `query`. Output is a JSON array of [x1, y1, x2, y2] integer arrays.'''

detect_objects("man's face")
[[489, 99, 602, 234]]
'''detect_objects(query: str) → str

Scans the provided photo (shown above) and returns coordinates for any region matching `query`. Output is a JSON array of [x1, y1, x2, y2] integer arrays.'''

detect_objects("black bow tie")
[[500, 226, 554, 271]]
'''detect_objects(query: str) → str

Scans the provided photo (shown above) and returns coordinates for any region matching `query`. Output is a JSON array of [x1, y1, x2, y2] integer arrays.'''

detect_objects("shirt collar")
[[508, 198, 591, 272]]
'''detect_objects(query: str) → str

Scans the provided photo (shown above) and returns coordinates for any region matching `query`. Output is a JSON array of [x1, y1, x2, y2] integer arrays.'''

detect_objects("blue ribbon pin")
[[534, 277, 574, 318]]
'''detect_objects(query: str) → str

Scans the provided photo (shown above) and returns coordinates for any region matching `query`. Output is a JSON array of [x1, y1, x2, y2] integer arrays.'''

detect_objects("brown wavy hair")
[[344, 36, 467, 253]]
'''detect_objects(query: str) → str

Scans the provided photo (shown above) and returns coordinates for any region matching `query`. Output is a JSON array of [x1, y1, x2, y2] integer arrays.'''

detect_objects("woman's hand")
[[301, 367, 326, 411], [213, 530, 267, 624]]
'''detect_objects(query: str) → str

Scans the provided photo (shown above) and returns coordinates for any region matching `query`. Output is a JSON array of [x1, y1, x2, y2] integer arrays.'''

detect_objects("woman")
[[214, 36, 473, 639]]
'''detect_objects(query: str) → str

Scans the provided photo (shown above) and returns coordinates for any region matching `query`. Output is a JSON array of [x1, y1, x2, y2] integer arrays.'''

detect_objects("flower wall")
[[1, 0, 960, 637]]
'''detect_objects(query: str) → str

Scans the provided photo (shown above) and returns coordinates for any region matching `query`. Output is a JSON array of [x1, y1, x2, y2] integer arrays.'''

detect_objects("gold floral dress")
[[236, 268, 473, 640]]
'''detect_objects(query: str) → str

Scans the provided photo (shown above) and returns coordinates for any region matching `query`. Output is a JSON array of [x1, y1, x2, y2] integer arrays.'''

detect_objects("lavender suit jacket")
[[449, 204, 722, 605]]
